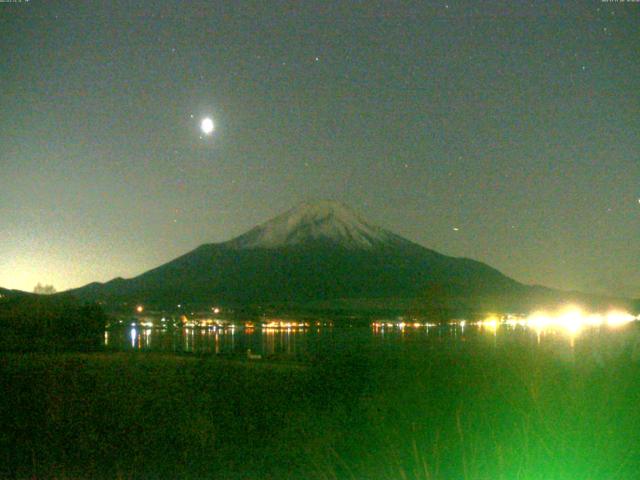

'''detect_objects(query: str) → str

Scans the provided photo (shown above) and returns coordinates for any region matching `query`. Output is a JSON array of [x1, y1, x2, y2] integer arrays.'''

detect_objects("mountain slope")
[[0, 287, 34, 300], [64, 201, 629, 315]]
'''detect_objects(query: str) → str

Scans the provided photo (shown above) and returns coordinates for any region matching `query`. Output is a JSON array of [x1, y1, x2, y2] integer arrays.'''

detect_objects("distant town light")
[[479, 316, 499, 332], [136, 305, 144, 313]]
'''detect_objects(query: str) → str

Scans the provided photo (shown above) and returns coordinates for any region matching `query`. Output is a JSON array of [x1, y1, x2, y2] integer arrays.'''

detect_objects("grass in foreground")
[[1, 333, 640, 479]]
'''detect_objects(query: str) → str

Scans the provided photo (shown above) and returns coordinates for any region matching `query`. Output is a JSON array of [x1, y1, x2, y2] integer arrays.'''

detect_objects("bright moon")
[[201, 117, 214, 135]]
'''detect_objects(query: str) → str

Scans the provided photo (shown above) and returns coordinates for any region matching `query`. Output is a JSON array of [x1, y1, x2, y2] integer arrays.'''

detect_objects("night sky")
[[1, 1, 638, 297]]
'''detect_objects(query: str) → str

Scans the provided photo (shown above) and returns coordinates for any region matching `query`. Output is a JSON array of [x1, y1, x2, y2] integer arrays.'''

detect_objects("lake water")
[[104, 321, 640, 365]]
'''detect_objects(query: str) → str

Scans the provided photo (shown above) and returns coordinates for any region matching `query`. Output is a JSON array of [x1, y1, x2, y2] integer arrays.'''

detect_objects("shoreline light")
[[479, 305, 637, 337]]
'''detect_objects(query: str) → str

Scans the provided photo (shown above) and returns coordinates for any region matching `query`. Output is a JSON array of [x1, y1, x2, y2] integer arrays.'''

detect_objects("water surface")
[[105, 321, 640, 366]]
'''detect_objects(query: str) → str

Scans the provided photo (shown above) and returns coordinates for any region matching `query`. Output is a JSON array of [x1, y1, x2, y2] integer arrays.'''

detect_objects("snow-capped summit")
[[228, 200, 396, 249]]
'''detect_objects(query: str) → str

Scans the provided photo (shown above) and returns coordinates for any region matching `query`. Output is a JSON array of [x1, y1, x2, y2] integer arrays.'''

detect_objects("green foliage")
[[2, 334, 640, 479], [0, 354, 321, 479], [0, 296, 106, 352], [33, 283, 57, 295]]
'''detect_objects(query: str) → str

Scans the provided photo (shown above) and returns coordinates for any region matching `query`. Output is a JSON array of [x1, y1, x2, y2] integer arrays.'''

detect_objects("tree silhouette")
[[34, 283, 56, 295]]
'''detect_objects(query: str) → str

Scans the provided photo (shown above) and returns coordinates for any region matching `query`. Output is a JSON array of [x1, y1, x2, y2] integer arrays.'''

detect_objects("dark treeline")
[[0, 295, 106, 352]]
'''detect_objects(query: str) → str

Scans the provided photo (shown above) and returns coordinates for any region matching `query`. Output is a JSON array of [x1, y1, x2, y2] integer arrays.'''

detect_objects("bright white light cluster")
[[201, 117, 214, 135], [478, 306, 637, 336]]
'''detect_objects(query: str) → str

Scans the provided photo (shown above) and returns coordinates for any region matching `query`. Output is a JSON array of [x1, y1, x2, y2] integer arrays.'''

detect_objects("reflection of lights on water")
[[143, 328, 151, 347], [114, 308, 637, 355], [104, 331, 109, 346]]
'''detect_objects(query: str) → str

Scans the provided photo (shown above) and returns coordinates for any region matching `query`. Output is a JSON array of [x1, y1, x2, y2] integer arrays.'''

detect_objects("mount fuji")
[[66, 201, 627, 316]]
